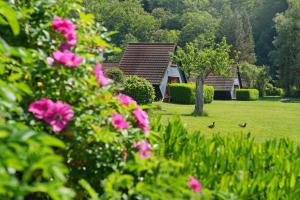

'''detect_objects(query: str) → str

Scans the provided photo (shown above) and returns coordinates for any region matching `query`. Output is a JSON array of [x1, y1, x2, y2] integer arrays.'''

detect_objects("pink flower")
[[29, 98, 54, 119], [118, 94, 137, 107], [53, 50, 83, 67], [29, 99, 73, 133], [112, 112, 129, 130], [43, 101, 74, 133], [51, 16, 77, 47], [52, 17, 76, 35], [133, 107, 150, 133], [59, 42, 72, 51], [94, 62, 109, 86], [47, 57, 54, 65], [64, 31, 77, 45], [188, 176, 202, 193], [133, 140, 152, 159]]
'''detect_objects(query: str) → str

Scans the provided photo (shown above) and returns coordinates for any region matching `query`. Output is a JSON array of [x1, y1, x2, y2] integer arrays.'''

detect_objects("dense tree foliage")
[[84, 0, 299, 95], [270, 0, 300, 94]]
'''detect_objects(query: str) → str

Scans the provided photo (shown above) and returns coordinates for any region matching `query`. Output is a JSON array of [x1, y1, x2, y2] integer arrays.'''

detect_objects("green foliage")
[[0, 123, 74, 200], [105, 67, 125, 84], [154, 116, 300, 199], [265, 84, 285, 96], [236, 89, 259, 100], [239, 62, 271, 96], [172, 39, 232, 114], [271, 0, 300, 94], [123, 76, 155, 104], [169, 83, 214, 104]]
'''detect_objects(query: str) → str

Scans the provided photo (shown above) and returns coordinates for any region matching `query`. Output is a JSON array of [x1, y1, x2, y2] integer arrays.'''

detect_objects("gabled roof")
[[204, 67, 239, 91], [119, 43, 176, 85]]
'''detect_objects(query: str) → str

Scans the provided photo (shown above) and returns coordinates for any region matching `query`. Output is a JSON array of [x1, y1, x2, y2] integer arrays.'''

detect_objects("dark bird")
[[208, 122, 215, 129], [239, 123, 247, 128]]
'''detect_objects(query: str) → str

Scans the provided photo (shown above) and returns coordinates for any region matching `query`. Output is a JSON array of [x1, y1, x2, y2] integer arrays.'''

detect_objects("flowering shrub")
[[0, 1, 202, 199]]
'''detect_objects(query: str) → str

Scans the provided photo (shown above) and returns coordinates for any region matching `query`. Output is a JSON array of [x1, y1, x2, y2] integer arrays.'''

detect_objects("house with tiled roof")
[[204, 66, 242, 99], [105, 43, 242, 100], [118, 43, 185, 99]]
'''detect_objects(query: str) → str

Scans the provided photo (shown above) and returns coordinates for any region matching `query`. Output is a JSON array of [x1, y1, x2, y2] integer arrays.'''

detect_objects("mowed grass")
[[152, 98, 300, 144]]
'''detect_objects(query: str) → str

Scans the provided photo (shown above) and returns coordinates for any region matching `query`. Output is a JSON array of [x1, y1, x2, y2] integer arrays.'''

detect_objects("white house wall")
[[159, 63, 183, 99]]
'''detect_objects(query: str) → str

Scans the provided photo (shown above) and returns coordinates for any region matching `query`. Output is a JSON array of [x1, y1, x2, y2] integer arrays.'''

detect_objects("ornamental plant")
[[1, 1, 203, 199]]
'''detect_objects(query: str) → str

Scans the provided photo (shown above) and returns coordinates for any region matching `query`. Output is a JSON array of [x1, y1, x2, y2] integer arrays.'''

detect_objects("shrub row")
[[236, 89, 259, 101], [169, 83, 214, 104]]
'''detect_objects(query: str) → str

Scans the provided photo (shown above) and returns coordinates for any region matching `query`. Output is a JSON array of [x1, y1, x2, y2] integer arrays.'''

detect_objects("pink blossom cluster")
[[112, 112, 129, 129], [133, 107, 150, 134], [94, 62, 109, 86], [52, 50, 83, 67], [188, 176, 202, 193], [52, 16, 77, 48], [118, 94, 137, 107], [47, 17, 83, 67], [118, 94, 149, 134], [29, 98, 73, 133], [133, 140, 152, 159]]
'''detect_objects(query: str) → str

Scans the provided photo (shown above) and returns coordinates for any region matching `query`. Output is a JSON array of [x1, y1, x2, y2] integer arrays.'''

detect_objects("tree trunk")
[[194, 77, 204, 115]]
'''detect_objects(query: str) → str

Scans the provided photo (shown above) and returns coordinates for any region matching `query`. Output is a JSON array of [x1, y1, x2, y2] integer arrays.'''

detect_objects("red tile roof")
[[204, 67, 238, 91], [119, 43, 176, 85]]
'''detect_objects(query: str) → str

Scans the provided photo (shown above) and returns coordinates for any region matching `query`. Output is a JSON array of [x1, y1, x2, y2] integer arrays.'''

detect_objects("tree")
[[173, 39, 233, 115], [270, 0, 300, 95], [179, 11, 219, 48], [219, 8, 256, 63]]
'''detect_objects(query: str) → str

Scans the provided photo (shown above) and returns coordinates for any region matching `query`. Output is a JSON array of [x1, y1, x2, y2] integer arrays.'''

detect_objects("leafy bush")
[[105, 67, 125, 83], [236, 89, 259, 101], [169, 83, 214, 104], [153, 116, 300, 199], [0, 124, 75, 200], [123, 76, 155, 104], [265, 84, 285, 96]]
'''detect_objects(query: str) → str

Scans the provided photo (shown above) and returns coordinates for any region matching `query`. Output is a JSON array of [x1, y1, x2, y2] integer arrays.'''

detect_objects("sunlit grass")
[[152, 99, 300, 144]]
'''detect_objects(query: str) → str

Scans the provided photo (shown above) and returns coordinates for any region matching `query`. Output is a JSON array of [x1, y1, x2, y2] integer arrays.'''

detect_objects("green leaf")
[[290, 174, 296, 189], [0, 2, 20, 36], [38, 135, 65, 149], [79, 179, 99, 200]]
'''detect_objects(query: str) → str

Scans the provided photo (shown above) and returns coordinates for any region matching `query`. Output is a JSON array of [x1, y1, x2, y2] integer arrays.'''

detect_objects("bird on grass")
[[208, 122, 215, 129], [239, 123, 247, 128]]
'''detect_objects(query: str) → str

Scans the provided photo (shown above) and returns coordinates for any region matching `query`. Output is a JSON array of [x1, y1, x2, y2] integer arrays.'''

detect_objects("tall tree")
[[220, 9, 256, 63], [270, 0, 300, 94], [253, 0, 287, 68], [173, 39, 233, 115]]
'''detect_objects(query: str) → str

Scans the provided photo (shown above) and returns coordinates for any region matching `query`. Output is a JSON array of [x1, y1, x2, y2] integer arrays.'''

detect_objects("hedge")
[[169, 83, 214, 104], [236, 89, 259, 101]]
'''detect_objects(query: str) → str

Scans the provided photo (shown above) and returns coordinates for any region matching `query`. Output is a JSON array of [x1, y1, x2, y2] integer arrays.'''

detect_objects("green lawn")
[[153, 98, 300, 144]]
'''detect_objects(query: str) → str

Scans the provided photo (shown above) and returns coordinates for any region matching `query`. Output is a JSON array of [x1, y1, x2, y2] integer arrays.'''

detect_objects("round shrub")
[[236, 89, 259, 101], [105, 67, 125, 83], [169, 83, 214, 104], [123, 76, 155, 104]]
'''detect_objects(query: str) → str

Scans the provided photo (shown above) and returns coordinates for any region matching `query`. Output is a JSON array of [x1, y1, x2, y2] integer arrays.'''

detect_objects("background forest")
[[84, 0, 300, 96]]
